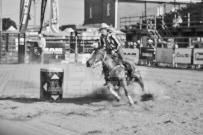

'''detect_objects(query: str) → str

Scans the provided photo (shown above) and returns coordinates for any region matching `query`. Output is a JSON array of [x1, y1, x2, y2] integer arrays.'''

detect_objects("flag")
[[49, 0, 59, 33], [39, 0, 47, 33], [19, 0, 32, 33]]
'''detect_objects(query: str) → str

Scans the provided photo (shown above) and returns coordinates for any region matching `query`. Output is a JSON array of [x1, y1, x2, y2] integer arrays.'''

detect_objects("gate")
[[0, 32, 25, 64]]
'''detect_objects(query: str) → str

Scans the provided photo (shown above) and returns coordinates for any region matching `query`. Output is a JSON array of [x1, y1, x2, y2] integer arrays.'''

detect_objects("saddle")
[[110, 55, 134, 76]]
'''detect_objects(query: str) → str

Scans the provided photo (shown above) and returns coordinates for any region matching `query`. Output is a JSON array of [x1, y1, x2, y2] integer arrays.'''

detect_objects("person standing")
[[38, 34, 46, 64]]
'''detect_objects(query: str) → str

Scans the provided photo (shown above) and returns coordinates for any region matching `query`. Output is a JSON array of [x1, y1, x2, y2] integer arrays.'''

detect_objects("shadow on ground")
[[0, 86, 154, 105]]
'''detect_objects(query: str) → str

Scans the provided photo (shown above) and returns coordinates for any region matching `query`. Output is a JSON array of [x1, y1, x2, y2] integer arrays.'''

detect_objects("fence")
[[124, 36, 203, 68], [0, 32, 25, 64], [1, 33, 203, 68]]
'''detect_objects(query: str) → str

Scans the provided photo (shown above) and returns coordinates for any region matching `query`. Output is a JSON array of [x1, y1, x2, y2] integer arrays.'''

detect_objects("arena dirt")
[[0, 64, 203, 135]]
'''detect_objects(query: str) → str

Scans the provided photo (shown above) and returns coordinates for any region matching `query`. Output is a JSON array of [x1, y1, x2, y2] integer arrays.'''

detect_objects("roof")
[[119, 0, 202, 4], [6, 26, 17, 32]]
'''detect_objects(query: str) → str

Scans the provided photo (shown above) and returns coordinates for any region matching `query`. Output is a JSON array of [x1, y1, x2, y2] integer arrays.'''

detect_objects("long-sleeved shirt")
[[99, 33, 121, 51]]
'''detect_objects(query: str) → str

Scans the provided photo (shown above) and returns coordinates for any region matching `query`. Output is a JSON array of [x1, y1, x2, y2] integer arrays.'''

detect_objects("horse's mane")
[[105, 53, 120, 66]]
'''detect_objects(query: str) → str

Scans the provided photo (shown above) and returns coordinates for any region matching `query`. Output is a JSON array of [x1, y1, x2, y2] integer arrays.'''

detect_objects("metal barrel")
[[40, 68, 64, 101]]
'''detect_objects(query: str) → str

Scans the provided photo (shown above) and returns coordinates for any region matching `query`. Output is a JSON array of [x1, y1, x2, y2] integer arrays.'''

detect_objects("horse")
[[86, 49, 146, 105]]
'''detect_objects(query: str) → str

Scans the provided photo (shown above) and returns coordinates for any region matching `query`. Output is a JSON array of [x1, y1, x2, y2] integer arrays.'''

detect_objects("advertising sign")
[[49, 0, 59, 33], [140, 47, 155, 61], [174, 48, 192, 64], [156, 48, 173, 64], [19, 0, 32, 33], [193, 49, 203, 65], [29, 42, 65, 64], [43, 42, 65, 63], [123, 48, 139, 64]]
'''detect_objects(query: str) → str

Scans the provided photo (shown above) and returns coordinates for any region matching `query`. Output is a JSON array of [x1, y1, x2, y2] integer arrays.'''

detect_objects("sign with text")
[[156, 48, 173, 64], [140, 47, 155, 61], [43, 42, 65, 63], [193, 49, 203, 65], [123, 48, 139, 64], [174, 48, 192, 64]]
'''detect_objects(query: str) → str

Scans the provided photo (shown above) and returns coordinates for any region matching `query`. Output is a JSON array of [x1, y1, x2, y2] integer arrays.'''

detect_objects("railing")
[[46, 36, 99, 54], [120, 15, 159, 30], [120, 16, 141, 30], [0, 33, 24, 64]]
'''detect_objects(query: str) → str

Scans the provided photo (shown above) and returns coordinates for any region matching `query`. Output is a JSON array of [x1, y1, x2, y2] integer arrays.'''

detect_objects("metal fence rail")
[[0, 33, 24, 64]]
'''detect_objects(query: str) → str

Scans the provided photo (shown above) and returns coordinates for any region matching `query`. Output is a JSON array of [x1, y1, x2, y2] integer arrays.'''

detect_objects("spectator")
[[147, 39, 154, 48], [167, 38, 174, 48], [173, 15, 183, 28], [137, 40, 141, 49]]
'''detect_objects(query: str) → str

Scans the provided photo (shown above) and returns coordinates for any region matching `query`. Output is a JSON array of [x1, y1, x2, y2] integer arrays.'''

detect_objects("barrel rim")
[[40, 68, 64, 72]]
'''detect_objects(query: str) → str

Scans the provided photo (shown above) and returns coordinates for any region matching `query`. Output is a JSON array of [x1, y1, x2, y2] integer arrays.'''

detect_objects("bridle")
[[90, 50, 107, 68]]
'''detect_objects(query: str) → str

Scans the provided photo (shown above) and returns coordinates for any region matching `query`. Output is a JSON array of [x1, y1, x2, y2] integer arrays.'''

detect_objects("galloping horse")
[[86, 49, 145, 105]]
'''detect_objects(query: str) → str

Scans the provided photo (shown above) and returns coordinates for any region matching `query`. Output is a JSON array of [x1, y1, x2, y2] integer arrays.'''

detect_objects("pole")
[[75, 31, 78, 63], [144, 2, 147, 18], [0, 0, 2, 62], [115, 0, 118, 28]]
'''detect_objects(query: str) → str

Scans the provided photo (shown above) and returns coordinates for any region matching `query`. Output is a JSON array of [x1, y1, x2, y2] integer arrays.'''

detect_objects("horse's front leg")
[[107, 83, 121, 102], [120, 79, 134, 105]]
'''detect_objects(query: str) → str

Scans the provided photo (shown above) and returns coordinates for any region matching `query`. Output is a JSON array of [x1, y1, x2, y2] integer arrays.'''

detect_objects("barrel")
[[40, 68, 64, 101]]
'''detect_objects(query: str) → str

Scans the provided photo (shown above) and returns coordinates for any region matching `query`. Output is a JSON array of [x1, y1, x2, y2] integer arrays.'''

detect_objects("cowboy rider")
[[98, 23, 134, 84]]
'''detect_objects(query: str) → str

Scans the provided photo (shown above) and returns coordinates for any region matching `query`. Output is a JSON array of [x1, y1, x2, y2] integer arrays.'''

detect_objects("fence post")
[[18, 33, 25, 64], [75, 31, 78, 63], [188, 12, 190, 27]]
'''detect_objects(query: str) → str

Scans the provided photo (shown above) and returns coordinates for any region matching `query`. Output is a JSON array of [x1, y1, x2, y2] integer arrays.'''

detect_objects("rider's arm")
[[100, 37, 106, 50], [111, 35, 121, 50]]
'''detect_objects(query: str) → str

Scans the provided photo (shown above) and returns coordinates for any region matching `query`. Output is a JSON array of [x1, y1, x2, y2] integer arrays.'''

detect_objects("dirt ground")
[[0, 63, 203, 135]]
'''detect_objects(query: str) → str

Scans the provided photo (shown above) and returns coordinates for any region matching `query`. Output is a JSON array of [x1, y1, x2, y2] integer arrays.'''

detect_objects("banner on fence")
[[140, 47, 155, 61], [29, 42, 65, 64], [43, 42, 65, 63], [156, 48, 173, 64], [193, 49, 203, 65], [174, 48, 192, 64], [123, 48, 139, 64]]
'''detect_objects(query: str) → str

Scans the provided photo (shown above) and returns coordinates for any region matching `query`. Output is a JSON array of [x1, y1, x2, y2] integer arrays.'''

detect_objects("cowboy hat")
[[99, 23, 109, 30]]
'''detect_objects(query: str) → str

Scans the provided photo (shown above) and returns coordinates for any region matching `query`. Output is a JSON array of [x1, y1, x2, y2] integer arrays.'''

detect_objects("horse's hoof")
[[129, 102, 135, 106], [116, 97, 121, 102]]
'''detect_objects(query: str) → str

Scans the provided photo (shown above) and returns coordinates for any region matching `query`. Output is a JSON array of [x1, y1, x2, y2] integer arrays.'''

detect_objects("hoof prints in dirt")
[[141, 94, 154, 101], [85, 130, 103, 135]]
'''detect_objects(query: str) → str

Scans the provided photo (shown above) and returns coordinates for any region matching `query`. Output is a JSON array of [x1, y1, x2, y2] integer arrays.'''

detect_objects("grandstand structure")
[[121, 1, 203, 47]]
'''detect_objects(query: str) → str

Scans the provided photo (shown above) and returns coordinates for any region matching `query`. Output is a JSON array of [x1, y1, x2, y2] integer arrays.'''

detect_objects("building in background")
[[84, 0, 201, 29]]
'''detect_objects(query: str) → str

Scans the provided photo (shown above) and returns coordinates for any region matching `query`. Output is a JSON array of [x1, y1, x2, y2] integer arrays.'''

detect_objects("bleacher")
[[161, 2, 203, 35], [121, 1, 203, 38]]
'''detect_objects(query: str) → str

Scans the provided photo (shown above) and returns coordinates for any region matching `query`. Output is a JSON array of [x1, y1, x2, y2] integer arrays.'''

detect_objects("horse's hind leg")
[[131, 73, 146, 94], [107, 83, 121, 102], [120, 79, 134, 105], [137, 77, 146, 93]]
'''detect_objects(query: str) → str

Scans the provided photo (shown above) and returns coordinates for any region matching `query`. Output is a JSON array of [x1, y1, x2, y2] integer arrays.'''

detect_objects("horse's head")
[[86, 49, 106, 68]]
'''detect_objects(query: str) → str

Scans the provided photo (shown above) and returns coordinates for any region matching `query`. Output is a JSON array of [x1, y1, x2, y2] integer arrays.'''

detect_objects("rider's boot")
[[104, 75, 110, 86], [121, 59, 133, 76]]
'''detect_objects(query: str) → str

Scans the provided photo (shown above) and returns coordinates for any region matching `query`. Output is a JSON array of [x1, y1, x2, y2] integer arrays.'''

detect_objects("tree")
[[2, 18, 17, 31]]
